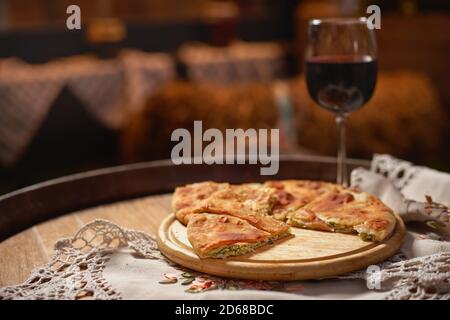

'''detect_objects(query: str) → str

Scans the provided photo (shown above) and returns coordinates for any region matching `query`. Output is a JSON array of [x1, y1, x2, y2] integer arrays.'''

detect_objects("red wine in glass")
[[305, 18, 378, 186], [306, 55, 377, 114]]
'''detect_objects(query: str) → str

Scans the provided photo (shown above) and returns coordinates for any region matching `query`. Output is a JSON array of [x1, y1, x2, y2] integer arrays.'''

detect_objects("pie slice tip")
[[187, 213, 289, 259]]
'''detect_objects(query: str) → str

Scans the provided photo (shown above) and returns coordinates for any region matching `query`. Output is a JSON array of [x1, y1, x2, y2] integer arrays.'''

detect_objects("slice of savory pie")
[[187, 213, 280, 258], [288, 188, 396, 241], [264, 180, 337, 222], [191, 183, 290, 237], [172, 181, 229, 224]]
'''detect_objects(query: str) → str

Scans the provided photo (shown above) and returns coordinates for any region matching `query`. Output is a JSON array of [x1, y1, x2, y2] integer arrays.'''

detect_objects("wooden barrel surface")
[[0, 155, 370, 287]]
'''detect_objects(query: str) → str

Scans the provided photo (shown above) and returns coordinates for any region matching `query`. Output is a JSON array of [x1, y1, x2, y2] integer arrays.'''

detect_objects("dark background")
[[0, 0, 449, 194]]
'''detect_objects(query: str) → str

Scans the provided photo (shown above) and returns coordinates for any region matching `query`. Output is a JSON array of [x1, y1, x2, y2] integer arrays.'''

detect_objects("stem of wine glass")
[[336, 115, 348, 187]]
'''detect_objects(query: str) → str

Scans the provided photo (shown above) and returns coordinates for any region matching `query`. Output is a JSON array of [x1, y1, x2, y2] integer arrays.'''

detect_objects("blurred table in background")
[[0, 42, 293, 194], [179, 41, 286, 84], [0, 41, 289, 171], [0, 50, 175, 168]]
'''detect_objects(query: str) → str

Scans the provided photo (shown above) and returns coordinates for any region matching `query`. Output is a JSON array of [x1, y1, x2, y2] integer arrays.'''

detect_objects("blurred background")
[[0, 0, 449, 194]]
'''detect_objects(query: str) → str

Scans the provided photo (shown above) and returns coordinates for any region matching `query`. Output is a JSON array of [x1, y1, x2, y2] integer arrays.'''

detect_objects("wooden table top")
[[0, 193, 172, 287]]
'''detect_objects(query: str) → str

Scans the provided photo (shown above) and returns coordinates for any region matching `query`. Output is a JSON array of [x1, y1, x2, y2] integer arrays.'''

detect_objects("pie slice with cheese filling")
[[187, 213, 282, 258], [288, 188, 396, 241]]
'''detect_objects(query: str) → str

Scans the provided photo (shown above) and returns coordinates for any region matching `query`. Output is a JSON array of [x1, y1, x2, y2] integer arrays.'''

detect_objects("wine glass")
[[305, 17, 377, 186]]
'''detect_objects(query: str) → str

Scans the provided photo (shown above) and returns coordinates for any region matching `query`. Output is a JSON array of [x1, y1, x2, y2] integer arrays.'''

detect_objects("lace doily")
[[1, 219, 449, 300], [343, 252, 450, 300], [371, 154, 418, 190], [0, 220, 161, 300]]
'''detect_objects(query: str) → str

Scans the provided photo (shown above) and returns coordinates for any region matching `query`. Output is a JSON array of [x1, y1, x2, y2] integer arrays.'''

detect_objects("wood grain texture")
[[76, 194, 172, 234], [0, 228, 47, 286], [34, 215, 84, 258], [157, 214, 406, 281], [0, 194, 172, 287]]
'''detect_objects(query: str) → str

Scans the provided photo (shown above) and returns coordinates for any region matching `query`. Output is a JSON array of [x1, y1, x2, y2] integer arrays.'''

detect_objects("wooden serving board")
[[157, 214, 405, 281]]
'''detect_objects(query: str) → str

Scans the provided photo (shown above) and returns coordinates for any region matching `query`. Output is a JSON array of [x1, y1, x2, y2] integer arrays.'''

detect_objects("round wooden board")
[[157, 214, 406, 281]]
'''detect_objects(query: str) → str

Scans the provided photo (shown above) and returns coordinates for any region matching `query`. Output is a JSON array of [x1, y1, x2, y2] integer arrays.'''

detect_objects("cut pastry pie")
[[172, 180, 397, 259], [187, 213, 284, 258], [172, 181, 229, 224], [191, 183, 290, 236], [265, 180, 337, 221], [288, 188, 396, 241], [265, 180, 396, 241]]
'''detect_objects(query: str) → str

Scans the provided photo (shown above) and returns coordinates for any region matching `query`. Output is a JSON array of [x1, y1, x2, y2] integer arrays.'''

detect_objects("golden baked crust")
[[289, 188, 396, 241], [192, 184, 290, 236], [265, 180, 337, 221], [263, 180, 396, 241], [172, 181, 229, 224], [187, 213, 274, 258]]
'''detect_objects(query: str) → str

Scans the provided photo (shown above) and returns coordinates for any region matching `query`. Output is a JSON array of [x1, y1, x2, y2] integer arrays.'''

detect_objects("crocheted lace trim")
[[0, 220, 161, 300]]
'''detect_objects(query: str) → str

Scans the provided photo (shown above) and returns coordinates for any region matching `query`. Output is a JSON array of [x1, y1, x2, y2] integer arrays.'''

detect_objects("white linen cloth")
[[1, 154, 449, 300]]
